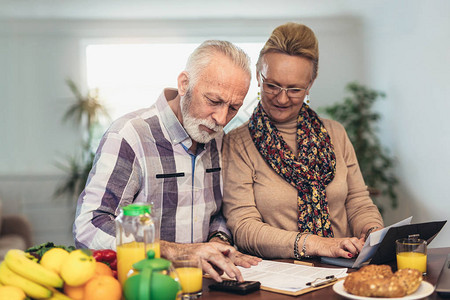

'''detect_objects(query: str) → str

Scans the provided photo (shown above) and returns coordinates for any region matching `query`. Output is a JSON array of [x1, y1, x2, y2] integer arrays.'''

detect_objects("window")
[[85, 42, 264, 132]]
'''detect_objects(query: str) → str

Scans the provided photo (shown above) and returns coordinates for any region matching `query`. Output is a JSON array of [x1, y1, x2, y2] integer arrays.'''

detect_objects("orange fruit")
[[94, 261, 114, 277], [84, 275, 122, 300], [63, 283, 85, 300]]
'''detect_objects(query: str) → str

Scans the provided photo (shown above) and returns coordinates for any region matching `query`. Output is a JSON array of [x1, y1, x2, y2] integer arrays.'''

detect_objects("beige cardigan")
[[222, 117, 383, 259]]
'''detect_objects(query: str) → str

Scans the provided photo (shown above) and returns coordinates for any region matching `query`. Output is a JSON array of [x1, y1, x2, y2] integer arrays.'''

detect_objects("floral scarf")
[[248, 102, 336, 237]]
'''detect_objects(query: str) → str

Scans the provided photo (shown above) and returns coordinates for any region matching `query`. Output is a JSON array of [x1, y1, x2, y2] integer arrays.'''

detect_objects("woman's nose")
[[275, 90, 290, 105]]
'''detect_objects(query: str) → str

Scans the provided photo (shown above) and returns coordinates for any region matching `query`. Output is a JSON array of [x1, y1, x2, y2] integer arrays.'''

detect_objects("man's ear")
[[177, 71, 190, 96]]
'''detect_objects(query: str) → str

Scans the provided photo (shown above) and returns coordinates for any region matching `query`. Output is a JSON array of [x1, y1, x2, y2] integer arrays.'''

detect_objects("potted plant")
[[320, 82, 398, 215], [54, 79, 109, 202]]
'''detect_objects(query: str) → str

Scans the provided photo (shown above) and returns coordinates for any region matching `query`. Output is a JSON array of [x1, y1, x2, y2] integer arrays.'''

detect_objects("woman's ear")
[[177, 71, 190, 96], [256, 72, 261, 88], [306, 78, 315, 95]]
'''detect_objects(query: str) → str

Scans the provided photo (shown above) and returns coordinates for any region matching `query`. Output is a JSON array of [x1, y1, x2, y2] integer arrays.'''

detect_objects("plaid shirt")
[[74, 88, 228, 249]]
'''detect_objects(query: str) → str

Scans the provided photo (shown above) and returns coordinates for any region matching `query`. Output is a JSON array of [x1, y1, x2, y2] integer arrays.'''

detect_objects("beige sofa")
[[0, 200, 33, 260]]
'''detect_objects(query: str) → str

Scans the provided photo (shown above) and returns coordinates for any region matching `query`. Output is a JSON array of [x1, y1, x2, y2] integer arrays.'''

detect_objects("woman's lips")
[[274, 105, 289, 110]]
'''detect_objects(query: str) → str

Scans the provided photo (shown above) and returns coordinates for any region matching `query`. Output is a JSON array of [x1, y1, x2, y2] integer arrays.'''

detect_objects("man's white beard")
[[181, 90, 223, 143]]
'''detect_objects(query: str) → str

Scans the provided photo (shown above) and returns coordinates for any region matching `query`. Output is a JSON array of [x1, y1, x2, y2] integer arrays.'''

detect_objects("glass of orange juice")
[[396, 237, 427, 274], [116, 204, 161, 285], [173, 255, 203, 299]]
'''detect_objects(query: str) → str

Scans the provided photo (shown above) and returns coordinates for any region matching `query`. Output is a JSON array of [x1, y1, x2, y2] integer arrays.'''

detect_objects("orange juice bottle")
[[115, 204, 159, 286], [117, 241, 146, 285]]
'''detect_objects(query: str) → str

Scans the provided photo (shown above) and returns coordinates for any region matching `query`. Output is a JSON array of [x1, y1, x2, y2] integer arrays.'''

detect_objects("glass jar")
[[115, 203, 160, 285]]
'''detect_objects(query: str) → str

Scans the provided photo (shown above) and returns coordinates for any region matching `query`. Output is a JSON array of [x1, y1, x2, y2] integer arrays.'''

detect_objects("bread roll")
[[343, 265, 423, 297]]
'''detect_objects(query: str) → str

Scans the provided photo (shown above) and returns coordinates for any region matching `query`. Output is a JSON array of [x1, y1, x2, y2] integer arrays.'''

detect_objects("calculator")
[[209, 280, 261, 295]]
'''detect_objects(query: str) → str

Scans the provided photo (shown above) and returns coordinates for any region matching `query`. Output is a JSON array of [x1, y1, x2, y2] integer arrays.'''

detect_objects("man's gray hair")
[[185, 40, 251, 87]]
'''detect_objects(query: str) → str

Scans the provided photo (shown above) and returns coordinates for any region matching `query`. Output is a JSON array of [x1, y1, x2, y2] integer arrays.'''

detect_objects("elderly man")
[[73, 40, 260, 282]]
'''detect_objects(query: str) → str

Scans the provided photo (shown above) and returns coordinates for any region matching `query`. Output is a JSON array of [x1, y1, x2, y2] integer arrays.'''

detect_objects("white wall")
[[0, 0, 449, 248], [356, 1, 450, 247]]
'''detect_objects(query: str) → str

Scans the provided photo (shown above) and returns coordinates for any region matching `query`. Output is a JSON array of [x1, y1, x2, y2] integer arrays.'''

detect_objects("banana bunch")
[[0, 249, 68, 299]]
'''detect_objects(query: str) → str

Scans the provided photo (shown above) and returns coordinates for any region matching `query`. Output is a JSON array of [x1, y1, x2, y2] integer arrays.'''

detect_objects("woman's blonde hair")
[[256, 22, 319, 80]]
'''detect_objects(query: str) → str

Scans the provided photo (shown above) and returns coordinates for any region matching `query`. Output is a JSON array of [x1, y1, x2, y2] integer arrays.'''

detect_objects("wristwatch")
[[208, 231, 233, 245], [364, 226, 380, 241]]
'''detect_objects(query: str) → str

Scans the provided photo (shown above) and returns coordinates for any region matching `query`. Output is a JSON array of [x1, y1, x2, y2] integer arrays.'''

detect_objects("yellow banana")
[[47, 287, 73, 300], [0, 262, 52, 299], [4, 249, 64, 288]]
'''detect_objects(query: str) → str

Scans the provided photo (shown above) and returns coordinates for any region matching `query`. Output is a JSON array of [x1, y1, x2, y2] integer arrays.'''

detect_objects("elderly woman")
[[222, 22, 384, 260]]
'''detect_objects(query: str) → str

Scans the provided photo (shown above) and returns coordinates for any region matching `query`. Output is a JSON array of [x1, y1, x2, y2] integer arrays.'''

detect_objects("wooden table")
[[200, 247, 449, 299]]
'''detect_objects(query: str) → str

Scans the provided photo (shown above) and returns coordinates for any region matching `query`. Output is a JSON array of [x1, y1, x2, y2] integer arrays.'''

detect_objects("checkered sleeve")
[[73, 130, 142, 250], [209, 212, 231, 237]]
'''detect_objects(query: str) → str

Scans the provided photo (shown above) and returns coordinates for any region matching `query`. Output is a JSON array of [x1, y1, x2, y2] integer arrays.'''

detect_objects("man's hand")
[[226, 250, 262, 268], [208, 237, 262, 268], [219, 247, 261, 268], [160, 240, 259, 282], [208, 236, 230, 245]]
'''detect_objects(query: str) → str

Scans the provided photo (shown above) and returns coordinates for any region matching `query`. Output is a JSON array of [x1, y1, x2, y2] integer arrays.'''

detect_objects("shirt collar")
[[155, 88, 189, 145]]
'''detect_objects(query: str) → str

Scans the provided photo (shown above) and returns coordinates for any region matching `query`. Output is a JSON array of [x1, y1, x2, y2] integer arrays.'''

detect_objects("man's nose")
[[212, 106, 228, 127]]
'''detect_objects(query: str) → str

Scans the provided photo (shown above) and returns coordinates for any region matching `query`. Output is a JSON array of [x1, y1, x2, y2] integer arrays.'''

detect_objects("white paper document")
[[237, 260, 348, 293]]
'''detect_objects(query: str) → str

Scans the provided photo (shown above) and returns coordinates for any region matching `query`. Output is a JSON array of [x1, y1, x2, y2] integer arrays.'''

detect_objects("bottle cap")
[[122, 204, 152, 216]]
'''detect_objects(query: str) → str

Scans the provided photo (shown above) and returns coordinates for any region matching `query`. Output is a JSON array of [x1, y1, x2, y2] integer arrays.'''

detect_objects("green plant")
[[320, 82, 398, 215], [54, 79, 109, 201]]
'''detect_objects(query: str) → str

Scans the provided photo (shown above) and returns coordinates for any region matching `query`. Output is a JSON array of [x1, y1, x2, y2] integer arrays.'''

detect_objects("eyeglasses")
[[260, 74, 310, 99]]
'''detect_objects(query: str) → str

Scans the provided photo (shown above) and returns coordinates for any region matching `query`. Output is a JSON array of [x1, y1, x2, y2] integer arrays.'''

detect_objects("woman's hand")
[[305, 235, 364, 258]]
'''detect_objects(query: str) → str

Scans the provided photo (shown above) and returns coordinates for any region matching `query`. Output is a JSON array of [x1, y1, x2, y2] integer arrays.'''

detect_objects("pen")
[[306, 275, 337, 287]]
